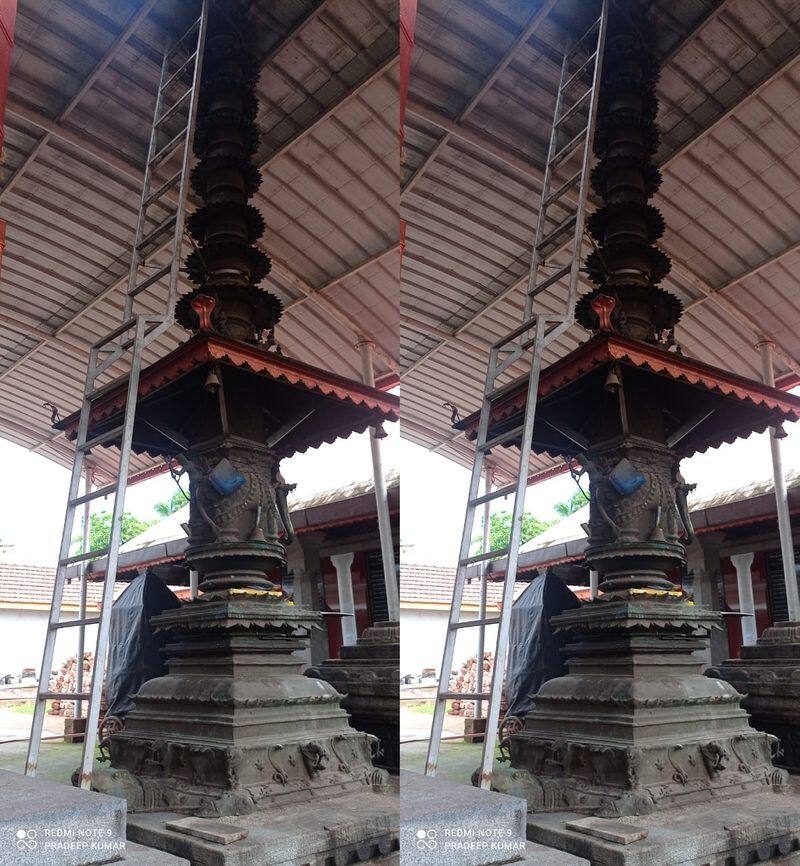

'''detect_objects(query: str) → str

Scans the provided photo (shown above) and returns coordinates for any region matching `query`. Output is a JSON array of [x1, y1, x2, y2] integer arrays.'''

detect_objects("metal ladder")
[[25, 2, 209, 789], [425, 0, 609, 789]]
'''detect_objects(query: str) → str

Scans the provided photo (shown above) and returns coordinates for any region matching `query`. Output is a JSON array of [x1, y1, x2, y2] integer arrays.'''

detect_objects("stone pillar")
[[589, 569, 599, 600], [331, 552, 357, 647], [285, 532, 327, 665], [730, 552, 757, 647], [686, 534, 727, 666]]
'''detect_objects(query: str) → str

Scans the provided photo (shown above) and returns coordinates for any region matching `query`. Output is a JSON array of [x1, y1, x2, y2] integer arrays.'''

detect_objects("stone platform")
[[0, 770, 185, 866], [708, 621, 800, 773], [526, 791, 800, 866], [400, 771, 587, 866], [126, 785, 399, 866], [307, 621, 400, 774]]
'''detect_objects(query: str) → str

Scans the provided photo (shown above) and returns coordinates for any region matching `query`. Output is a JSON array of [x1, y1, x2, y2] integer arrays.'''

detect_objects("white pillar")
[[358, 340, 399, 621], [589, 570, 599, 600], [730, 552, 757, 646], [331, 552, 357, 646], [189, 570, 199, 600], [760, 340, 800, 621]]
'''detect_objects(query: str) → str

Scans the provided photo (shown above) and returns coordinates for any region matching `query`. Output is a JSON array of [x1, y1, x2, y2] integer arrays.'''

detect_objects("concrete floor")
[[0, 706, 101, 784], [400, 706, 503, 784]]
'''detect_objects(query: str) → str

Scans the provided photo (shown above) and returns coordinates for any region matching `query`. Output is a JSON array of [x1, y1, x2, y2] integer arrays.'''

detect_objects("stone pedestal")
[[307, 621, 400, 774], [526, 791, 800, 866], [493, 591, 788, 817], [93, 594, 388, 816], [707, 620, 800, 773], [126, 787, 399, 866]]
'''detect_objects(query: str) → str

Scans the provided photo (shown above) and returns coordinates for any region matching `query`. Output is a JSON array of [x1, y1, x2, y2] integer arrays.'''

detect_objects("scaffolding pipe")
[[474, 467, 493, 719], [359, 340, 399, 621], [760, 340, 800, 621], [74, 466, 93, 720]]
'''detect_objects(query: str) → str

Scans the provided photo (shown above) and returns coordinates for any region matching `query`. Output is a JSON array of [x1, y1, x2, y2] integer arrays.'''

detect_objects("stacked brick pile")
[[449, 652, 494, 717], [48, 652, 93, 717]]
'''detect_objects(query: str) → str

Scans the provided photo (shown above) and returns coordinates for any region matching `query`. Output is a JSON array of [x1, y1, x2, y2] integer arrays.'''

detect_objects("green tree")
[[473, 511, 554, 554], [154, 489, 189, 517], [72, 512, 155, 555], [553, 490, 589, 518]]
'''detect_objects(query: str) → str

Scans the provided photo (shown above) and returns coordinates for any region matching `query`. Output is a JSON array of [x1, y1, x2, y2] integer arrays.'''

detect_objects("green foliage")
[[154, 489, 189, 517], [553, 489, 589, 518], [472, 511, 554, 554], [72, 512, 155, 555]]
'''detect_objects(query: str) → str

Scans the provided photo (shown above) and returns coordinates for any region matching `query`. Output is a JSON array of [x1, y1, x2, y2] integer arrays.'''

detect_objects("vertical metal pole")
[[589, 569, 599, 600], [474, 466, 493, 720], [75, 466, 93, 721], [358, 340, 399, 622], [760, 340, 800, 621], [189, 569, 199, 600]]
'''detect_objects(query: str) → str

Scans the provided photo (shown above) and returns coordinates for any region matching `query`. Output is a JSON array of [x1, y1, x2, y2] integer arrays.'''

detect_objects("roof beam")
[[405, 101, 544, 183], [658, 41, 800, 172], [0, 52, 398, 384], [1, 0, 161, 202], [271, 251, 399, 373], [402, 0, 558, 197]]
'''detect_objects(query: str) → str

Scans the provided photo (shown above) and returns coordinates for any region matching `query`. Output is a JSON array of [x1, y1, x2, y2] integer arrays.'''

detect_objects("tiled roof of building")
[[400, 562, 527, 607], [0, 561, 109, 607]]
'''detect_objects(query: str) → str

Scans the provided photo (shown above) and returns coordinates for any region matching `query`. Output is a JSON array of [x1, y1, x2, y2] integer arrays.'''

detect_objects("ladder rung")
[[50, 617, 101, 630], [550, 129, 587, 170], [69, 482, 118, 507], [530, 264, 571, 297], [543, 171, 583, 209], [439, 692, 492, 701], [167, 17, 201, 62], [450, 618, 501, 630], [59, 547, 110, 566], [563, 51, 597, 93], [137, 214, 178, 252], [493, 315, 540, 349], [39, 692, 92, 701], [555, 88, 592, 129], [566, 17, 600, 63], [478, 425, 524, 453], [93, 317, 137, 350], [537, 213, 577, 251], [156, 89, 192, 128], [460, 547, 509, 566], [129, 264, 172, 299], [469, 483, 517, 507], [150, 129, 187, 170], [143, 172, 182, 210], [162, 52, 197, 93], [78, 425, 124, 453]]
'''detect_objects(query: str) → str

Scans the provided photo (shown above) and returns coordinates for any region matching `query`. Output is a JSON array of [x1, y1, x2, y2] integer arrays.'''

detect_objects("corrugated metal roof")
[[401, 0, 800, 484], [0, 0, 399, 483]]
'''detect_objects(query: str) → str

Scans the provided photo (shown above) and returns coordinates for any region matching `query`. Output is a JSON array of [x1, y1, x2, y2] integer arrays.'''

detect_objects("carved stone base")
[[707, 620, 800, 773], [306, 621, 400, 774], [93, 593, 388, 817], [494, 592, 788, 817]]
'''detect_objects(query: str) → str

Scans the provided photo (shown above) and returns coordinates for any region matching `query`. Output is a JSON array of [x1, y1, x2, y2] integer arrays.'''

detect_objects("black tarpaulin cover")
[[105, 572, 181, 719], [504, 571, 581, 720]]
